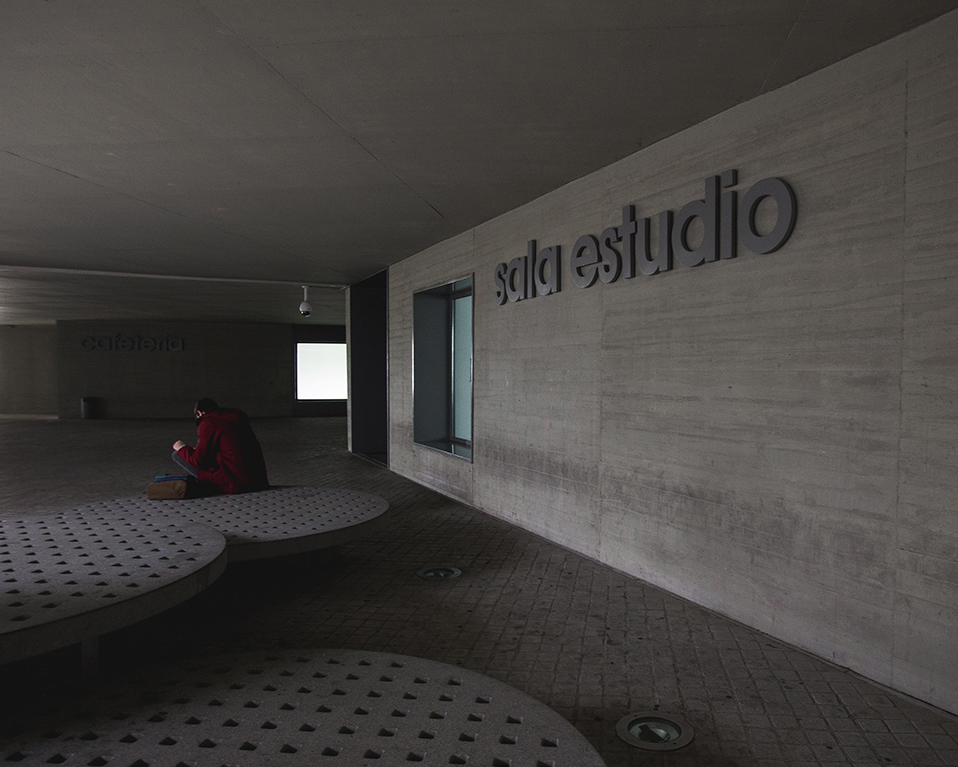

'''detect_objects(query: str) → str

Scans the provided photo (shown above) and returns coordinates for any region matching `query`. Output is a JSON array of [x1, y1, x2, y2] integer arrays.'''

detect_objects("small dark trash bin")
[[80, 397, 98, 419]]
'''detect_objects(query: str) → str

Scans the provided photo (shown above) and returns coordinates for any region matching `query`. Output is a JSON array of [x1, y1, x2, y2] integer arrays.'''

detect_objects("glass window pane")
[[297, 343, 347, 400], [452, 294, 472, 442]]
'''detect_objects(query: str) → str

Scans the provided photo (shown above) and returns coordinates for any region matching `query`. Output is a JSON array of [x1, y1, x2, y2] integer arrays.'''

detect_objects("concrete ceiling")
[[2, 0, 956, 326]]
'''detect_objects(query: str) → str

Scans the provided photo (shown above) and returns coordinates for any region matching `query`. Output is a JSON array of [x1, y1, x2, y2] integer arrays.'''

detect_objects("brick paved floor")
[[1, 417, 957, 766]]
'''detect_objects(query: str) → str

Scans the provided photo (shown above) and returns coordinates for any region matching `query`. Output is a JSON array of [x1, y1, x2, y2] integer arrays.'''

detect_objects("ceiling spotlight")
[[299, 285, 311, 317]]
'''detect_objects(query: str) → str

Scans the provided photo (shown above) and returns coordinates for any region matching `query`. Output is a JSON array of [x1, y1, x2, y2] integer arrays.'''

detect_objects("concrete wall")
[[57, 320, 294, 419], [387, 11, 958, 714], [0, 325, 57, 414]]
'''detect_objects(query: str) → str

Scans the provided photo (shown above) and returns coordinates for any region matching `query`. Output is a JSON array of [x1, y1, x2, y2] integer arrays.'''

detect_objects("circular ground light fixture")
[[417, 565, 462, 580], [615, 711, 694, 751]]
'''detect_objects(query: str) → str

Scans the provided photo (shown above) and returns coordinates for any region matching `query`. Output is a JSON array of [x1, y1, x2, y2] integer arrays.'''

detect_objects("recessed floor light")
[[615, 711, 693, 751], [417, 566, 462, 580]]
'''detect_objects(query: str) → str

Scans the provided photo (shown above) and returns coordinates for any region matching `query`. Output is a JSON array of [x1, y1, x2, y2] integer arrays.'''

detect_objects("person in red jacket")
[[171, 398, 269, 494]]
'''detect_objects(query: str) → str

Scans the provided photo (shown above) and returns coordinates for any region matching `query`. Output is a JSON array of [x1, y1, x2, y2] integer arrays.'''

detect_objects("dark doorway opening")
[[349, 270, 388, 465]]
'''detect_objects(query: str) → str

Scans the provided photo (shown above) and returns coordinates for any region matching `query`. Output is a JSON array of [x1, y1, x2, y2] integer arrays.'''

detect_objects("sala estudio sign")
[[493, 170, 797, 305]]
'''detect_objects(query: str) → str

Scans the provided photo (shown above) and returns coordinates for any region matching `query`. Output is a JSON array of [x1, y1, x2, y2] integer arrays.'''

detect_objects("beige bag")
[[146, 479, 189, 500]]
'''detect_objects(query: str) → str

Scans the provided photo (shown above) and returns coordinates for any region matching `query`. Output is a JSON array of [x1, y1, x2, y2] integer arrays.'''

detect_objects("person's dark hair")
[[195, 398, 219, 415]]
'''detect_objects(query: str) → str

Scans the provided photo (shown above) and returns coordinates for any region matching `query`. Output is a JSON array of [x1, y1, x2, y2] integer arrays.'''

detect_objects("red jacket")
[[176, 408, 269, 494]]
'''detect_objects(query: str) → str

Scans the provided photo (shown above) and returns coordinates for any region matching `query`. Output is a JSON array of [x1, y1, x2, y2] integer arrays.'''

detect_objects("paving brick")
[[812, 744, 848, 762], [923, 733, 958, 749]]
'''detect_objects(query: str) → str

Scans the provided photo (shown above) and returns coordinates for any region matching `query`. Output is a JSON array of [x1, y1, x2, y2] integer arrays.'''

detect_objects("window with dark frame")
[[413, 276, 473, 460]]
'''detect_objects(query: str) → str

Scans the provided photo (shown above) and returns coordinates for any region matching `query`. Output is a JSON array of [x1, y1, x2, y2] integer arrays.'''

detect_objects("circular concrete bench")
[[1, 487, 387, 667], [0, 510, 227, 666], [79, 486, 390, 561], [1, 649, 607, 766]]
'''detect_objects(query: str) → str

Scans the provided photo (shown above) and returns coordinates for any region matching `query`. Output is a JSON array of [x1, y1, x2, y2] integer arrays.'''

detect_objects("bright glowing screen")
[[297, 343, 347, 400]]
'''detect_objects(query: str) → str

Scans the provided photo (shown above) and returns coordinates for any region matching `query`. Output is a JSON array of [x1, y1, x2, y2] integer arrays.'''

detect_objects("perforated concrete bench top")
[[72, 486, 390, 562], [1, 649, 607, 767], [0, 510, 227, 665]]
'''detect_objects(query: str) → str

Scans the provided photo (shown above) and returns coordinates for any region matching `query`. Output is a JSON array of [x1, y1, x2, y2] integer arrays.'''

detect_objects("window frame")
[[412, 275, 473, 461]]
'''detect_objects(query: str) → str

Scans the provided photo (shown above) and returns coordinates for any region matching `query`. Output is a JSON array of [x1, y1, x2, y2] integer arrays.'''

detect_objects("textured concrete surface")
[[0, 509, 226, 664], [75, 486, 389, 561], [5, 2, 958, 327], [387, 10, 958, 715], [0, 326, 56, 415], [56, 320, 296, 419], [897, 8, 958, 710], [1, 417, 956, 766], [1, 649, 606, 766]]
